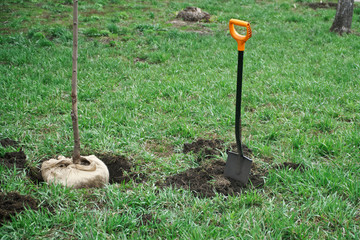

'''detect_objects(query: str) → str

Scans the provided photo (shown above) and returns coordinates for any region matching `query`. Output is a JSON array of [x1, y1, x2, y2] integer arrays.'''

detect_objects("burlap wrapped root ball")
[[41, 155, 109, 188]]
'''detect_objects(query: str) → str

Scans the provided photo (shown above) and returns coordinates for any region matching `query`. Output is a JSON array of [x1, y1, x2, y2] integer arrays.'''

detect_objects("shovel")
[[224, 19, 252, 185]]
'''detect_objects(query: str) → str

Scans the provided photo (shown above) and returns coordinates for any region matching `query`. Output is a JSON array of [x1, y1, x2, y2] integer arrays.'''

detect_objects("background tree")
[[330, 0, 355, 35]]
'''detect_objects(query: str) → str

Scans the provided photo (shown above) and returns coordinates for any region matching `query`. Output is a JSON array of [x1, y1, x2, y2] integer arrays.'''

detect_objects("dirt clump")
[[177, 7, 211, 22], [159, 138, 271, 198], [1, 138, 20, 148], [0, 151, 27, 169], [0, 192, 39, 225], [158, 160, 266, 198], [0, 141, 44, 183], [97, 154, 146, 184], [28, 165, 44, 183]]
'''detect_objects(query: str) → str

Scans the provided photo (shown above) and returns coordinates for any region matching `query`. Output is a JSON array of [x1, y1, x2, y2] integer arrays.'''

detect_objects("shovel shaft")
[[236, 51, 244, 156]]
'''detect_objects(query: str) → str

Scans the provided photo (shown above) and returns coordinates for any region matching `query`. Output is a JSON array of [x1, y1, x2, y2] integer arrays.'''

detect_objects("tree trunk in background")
[[330, 0, 354, 35], [71, 0, 81, 163]]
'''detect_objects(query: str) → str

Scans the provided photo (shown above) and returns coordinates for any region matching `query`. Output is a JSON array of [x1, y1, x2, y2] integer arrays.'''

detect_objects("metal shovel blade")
[[224, 151, 252, 185]]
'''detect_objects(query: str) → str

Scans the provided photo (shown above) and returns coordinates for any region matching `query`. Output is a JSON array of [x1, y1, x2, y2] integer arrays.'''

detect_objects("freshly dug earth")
[[0, 192, 38, 225], [0, 151, 27, 169], [159, 160, 266, 198], [162, 138, 306, 198], [158, 138, 265, 198], [1, 138, 43, 182], [0, 138, 19, 148], [96, 153, 146, 184]]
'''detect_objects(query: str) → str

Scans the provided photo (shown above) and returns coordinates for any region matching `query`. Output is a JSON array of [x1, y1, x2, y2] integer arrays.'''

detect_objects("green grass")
[[1, 0, 360, 239]]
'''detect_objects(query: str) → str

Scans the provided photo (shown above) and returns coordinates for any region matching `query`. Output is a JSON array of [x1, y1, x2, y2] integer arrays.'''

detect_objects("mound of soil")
[[158, 138, 262, 197], [307, 2, 337, 9], [176, 7, 211, 22], [163, 138, 308, 198], [0, 151, 27, 169], [158, 160, 266, 198], [0, 192, 39, 225], [0, 138, 19, 148], [97, 154, 146, 184], [1, 138, 43, 183]]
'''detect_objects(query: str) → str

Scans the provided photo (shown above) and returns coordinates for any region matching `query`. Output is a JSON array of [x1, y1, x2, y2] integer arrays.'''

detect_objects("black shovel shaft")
[[235, 51, 244, 156]]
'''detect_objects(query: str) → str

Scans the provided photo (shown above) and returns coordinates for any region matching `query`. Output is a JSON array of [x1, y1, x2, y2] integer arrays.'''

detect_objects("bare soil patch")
[[96, 153, 147, 184], [157, 138, 265, 198], [158, 159, 266, 198], [0, 138, 20, 148], [0, 192, 39, 225], [160, 138, 307, 198], [0, 151, 27, 169]]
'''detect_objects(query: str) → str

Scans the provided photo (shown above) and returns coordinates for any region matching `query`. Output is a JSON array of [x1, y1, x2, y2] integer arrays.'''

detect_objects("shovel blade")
[[224, 151, 252, 185]]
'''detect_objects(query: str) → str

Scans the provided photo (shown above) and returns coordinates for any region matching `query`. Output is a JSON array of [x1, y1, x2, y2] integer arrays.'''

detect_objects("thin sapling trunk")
[[71, 0, 81, 163]]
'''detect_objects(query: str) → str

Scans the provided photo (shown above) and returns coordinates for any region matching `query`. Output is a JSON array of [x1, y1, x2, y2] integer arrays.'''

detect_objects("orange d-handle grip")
[[229, 19, 252, 51]]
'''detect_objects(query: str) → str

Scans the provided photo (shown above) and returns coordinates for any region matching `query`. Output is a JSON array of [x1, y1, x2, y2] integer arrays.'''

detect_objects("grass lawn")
[[1, 0, 359, 238]]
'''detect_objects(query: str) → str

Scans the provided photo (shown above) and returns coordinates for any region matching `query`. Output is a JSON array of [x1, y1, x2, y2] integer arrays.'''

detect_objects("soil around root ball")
[[0, 139, 147, 186], [97, 153, 146, 184], [0, 192, 39, 225]]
